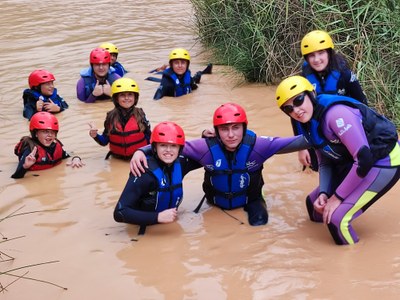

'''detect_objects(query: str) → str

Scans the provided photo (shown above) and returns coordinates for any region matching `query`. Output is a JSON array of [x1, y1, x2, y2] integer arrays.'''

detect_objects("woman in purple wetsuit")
[[276, 75, 400, 245], [130, 102, 311, 226]]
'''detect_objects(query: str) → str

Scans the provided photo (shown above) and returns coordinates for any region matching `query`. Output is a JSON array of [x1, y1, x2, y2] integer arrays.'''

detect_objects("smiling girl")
[[88, 78, 151, 160], [23, 69, 69, 120], [295, 30, 368, 170], [12, 112, 84, 178]]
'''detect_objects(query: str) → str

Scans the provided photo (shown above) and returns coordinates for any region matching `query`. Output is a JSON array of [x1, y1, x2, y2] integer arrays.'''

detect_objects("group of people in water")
[[13, 30, 400, 245]]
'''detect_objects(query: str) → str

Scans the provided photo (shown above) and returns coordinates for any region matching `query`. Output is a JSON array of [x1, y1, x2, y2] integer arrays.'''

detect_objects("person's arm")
[[113, 172, 160, 225], [341, 70, 368, 105], [76, 78, 97, 103], [130, 145, 152, 176], [153, 76, 174, 100], [322, 105, 371, 200], [11, 147, 33, 179], [55, 93, 69, 111], [22, 92, 38, 120]]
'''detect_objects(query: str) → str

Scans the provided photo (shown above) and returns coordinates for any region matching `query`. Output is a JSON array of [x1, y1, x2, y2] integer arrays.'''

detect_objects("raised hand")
[[88, 122, 98, 138]]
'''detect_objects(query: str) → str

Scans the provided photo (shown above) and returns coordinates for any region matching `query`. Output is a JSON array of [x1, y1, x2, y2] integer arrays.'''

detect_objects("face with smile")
[[92, 63, 110, 78], [36, 129, 57, 147], [171, 59, 188, 76], [40, 81, 55, 96], [217, 123, 244, 152], [281, 93, 314, 123], [155, 143, 180, 164], [306, 49, 329, 72], [117, 92, 136, 109]]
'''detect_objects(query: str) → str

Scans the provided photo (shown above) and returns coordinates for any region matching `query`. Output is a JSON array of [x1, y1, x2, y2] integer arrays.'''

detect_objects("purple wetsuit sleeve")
[[182, 138, 210, 166], [76, 78, 97, 103], [321, 105, 369, 199]]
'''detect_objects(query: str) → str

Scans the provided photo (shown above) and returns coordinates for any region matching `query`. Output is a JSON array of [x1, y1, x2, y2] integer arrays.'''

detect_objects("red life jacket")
[[108, 116, 148, 158], [14, 139, 64, 171]]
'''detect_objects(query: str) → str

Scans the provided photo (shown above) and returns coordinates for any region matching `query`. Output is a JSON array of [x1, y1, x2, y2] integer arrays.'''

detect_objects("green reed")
[[190, 0, 400, 126]]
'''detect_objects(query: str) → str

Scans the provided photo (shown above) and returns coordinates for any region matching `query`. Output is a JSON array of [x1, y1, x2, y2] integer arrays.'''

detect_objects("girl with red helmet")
[[23, 69, 69, 120], [113, 121, 201, 232], [76, 47, 121, 103], [88, 78, 151, 160], [130, 102, 311, 226], [12, 112, 84, 178]]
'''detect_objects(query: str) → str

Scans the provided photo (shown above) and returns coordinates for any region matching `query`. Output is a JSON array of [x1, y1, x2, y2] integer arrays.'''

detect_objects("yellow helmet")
[[111, 78, 139, 97], [275, 76, 314, 108], [99, 42, 119, 54], [300, 30, 334, 56], [169, 48, 191, 61]]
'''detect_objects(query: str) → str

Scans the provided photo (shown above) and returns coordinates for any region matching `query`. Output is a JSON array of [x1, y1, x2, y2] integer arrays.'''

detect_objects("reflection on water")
[[1, 1, 400, 299]]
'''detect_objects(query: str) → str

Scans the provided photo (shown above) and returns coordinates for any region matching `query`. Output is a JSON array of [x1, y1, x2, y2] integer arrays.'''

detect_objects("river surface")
[[1, 1, 399, 299]]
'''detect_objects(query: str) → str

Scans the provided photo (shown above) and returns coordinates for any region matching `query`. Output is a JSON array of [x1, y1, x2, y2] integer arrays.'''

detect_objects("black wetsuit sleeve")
[[190, 77, 199, 91], [11, 148, 31, 179], [339, 70, 368, 105], [113, 172, 160, 225], [22, 92, 38, 120], [56, 94, 69, 111], [180, 156, 202, 176], [153, 76, 175, 100]]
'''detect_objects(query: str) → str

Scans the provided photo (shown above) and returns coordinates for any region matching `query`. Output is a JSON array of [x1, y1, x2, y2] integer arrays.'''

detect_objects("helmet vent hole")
[[320, 40, 326, 44], [290, 84, 297, 90], [159, 133, 165, 136]]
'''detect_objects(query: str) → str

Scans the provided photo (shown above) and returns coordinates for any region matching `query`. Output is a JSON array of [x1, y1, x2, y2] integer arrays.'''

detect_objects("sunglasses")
[[281, 93, 306, 114]]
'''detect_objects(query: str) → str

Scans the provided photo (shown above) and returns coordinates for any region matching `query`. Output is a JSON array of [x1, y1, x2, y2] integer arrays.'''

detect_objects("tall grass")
[[190, 0, 400, 126]]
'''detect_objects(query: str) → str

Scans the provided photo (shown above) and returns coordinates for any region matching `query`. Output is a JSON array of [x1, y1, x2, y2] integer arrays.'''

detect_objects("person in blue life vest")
[[113, 121, 201, 231], [130, 103, 312, 226], [99, 42, 128, 77], [12, 112, 85, 179], [23, 69, 69, 120], [153, 48, 212, 100], [275, 75, 400, 245], [76, 47, 121, 103], [295, 30, 368, 171], [88, 77, 151, 160]]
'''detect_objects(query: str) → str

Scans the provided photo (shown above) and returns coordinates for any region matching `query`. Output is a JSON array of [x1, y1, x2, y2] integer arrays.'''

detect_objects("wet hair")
[[106, 106, 148, 133]]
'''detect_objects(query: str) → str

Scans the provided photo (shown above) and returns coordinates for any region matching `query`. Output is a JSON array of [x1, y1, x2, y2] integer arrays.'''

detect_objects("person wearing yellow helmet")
[[23, 69, 69, 120], [99, 42, 128, 77], [276, 75, 400, 245], [76, 47, 121, 103], [295, 30, 368, 171], [153, 48, 212, 100], [88, 77, 151, 160]]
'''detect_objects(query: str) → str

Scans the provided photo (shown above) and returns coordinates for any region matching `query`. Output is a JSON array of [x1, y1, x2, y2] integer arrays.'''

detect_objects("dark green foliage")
[[190, 0, 400, 126]]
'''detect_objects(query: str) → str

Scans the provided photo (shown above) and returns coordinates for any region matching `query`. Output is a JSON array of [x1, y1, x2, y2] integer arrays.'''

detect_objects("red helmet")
[[29, 112, 59, 132], [213, 102, 248, 126], [28, 69, 55, 88], [90, 47, 111, 64], [150, 122, 185, 146]]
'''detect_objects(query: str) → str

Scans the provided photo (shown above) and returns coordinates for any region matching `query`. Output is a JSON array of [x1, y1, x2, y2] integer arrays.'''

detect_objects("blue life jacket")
[[303, 61, 341, 95], [22, 88, 64, 107], [206, 130, 256, 209], [301, 94, 398, 162], [147, 156, 183, 212], [163, 68, 192, 97], [112, 62, 128, 77], [80, 66, 117, 100]]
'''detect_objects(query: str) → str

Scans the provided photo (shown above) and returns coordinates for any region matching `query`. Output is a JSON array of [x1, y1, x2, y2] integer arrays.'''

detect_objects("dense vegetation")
[[190, 0, 400, 126]]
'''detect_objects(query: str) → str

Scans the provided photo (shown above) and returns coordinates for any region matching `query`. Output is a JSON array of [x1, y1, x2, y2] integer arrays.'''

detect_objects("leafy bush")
[[190, 0, 400, 126]]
